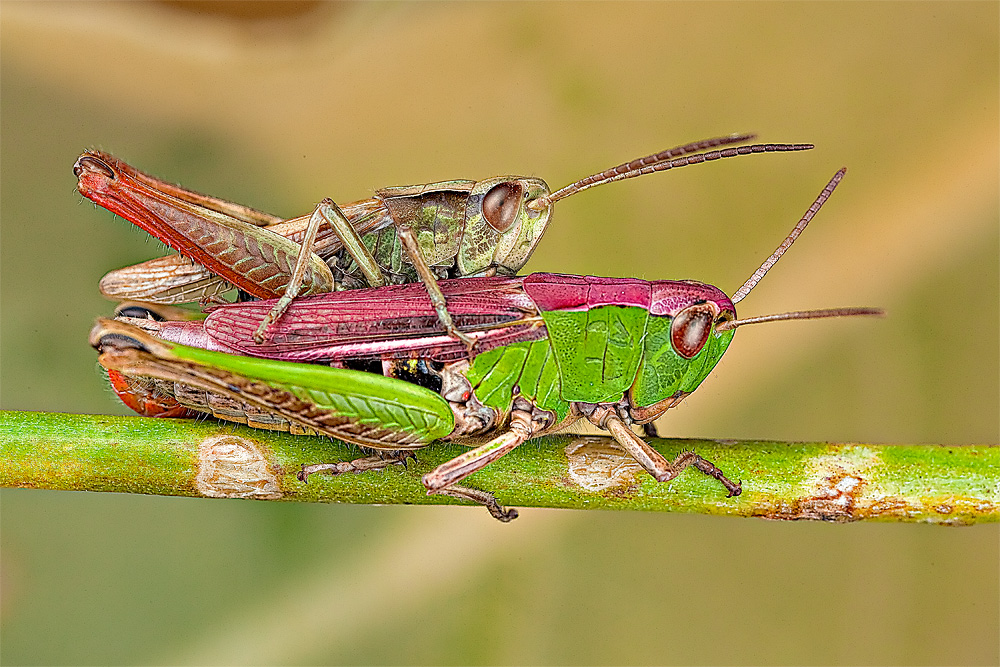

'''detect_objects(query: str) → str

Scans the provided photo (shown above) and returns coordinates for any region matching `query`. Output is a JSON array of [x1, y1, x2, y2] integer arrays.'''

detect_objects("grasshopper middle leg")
[[253, 199, 360, 342]]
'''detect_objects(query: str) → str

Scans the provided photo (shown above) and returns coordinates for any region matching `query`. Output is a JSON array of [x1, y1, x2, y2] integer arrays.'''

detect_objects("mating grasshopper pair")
[[80, 138, 879, 519]]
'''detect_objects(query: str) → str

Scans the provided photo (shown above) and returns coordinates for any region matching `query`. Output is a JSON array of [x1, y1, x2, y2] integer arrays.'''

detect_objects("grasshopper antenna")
[[716, 307, 884, 332], [731, 167, 846, 304], [718, 168, 884, 331], [527, 133, 813, 211]]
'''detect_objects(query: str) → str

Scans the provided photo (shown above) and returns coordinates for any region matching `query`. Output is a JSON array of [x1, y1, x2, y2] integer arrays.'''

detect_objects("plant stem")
[[2, 410, 996, 524]]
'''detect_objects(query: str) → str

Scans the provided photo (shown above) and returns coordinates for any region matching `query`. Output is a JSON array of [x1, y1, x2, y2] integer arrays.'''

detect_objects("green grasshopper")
[[91, 169, 880, 520], [76, 135, 813, 346]]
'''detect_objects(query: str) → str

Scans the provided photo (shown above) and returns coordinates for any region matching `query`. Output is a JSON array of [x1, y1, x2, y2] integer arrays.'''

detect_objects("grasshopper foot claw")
[[430, 485, 518, 522], [688, 453, 742, 497]]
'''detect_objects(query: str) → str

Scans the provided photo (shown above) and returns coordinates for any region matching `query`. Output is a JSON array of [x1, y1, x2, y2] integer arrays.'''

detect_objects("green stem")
[[1, 410, 997, 524]]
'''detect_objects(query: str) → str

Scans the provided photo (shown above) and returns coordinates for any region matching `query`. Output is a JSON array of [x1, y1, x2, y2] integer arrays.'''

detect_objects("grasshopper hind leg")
[[433, 486, 518, 522], [297, 449, 517, 522], [298, 449, 416, 480]]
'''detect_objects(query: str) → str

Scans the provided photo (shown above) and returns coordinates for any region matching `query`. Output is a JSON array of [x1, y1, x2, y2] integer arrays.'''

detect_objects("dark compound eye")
[[96, 333, 148, 353], [115, 305, 165, 320], [482, 181, 524, 233], [670, 304, 715, 359]]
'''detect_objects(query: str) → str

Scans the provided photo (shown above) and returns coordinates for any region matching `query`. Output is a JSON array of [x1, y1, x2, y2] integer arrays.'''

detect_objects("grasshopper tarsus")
[[254, 279, 310, 343], [394, 450, 417, 469], [454, 328, 479, 357], [431, 486, 518, 522], [681, 451, 743, 497], [298, 450, 415, 481]]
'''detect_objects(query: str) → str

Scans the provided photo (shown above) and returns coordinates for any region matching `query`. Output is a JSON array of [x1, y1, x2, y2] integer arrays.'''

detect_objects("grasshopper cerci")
[[75, 134, 813, 346], [91, 169, 881, 521]]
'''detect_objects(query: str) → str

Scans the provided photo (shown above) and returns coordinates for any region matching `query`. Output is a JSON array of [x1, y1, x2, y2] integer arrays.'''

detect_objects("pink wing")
[[205, 275, 546, 363]]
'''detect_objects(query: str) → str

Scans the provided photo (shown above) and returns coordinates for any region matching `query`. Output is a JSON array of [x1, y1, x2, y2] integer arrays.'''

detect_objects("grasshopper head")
[[458, 176, 551, 277], [630, 168, 884, 423], [628, 281, 738, 416]]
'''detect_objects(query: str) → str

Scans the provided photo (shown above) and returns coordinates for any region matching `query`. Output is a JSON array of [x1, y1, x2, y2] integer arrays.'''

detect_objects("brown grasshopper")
[[76, 134, 812, 346]]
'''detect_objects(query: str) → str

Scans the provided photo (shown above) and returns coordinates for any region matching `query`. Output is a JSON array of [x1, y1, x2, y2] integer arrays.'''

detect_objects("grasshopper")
[[92, 169, 881, 520], [76, 135, 813, 346]]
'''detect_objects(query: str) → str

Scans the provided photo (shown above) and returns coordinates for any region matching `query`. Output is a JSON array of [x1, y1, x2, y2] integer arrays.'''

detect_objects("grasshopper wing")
[[204, 275, 546, 363], [92, 318, 455, 450]]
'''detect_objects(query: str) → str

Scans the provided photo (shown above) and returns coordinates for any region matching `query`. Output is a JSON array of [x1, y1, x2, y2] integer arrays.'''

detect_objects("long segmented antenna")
[[718, 168, 884, 330], [716, 307, 884, 332], [730, 167, 846, 304], [527, 135, 813, 211]]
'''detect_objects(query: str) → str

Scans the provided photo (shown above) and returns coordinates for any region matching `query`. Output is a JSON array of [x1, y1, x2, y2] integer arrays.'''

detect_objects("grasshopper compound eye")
[[114, 305, 166, 320], [482, 181, 524, 233], [670, 303, 716, 359], [95, 333, 149, 354]]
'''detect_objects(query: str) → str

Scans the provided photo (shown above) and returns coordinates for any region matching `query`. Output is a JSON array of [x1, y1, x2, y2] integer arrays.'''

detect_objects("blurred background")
[[1, 2, 997, 664]]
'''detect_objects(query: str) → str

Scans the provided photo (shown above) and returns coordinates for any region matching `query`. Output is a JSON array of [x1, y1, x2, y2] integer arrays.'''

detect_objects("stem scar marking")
[[565, 437, 644, 493], [195, 435, 282, 499]]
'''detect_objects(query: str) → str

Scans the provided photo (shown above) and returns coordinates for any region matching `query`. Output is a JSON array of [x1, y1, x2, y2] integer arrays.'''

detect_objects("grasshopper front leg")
[[397, 226, 478, 353], [589, 406, 743, 497]]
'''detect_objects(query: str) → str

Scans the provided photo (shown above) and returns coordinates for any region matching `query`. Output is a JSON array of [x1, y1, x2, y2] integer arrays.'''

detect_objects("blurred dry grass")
[[1, 2, 997, 665]]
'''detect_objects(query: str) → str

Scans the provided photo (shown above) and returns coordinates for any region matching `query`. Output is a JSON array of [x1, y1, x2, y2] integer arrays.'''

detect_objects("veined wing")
[[205, 275, 547, 363], [92, 318, 454, 450], [97, 202, 391, 303]]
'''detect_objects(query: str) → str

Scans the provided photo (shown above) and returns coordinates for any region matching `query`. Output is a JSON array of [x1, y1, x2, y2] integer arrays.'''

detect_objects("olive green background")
[[1, 2, 997, 664]]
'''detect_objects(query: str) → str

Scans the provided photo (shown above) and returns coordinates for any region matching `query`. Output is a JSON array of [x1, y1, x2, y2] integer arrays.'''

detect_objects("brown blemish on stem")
[[195, 435, 281, 499], [564, 437, 643, 493], [781, 448, 879, 521], [744, 446, 1000, 524]]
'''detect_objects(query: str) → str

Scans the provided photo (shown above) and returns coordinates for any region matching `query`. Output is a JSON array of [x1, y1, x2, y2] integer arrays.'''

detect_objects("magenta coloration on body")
[[127, 272, 739, 366], [203, 275, 540, 363], [523, 273, 652, 311], [649, 280, 733, 317], [522, 273, 733, 316]]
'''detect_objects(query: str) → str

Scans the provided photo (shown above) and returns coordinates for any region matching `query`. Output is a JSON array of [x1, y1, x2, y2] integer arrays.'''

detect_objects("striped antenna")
[[716, 307, 884, 332], [730, 168, 846, 304], [526, 134, 813, 211]]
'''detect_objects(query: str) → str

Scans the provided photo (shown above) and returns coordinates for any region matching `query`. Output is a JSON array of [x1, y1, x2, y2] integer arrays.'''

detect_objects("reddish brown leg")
[[594, 409, 742, 497], [298, 450, 415, 481]]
